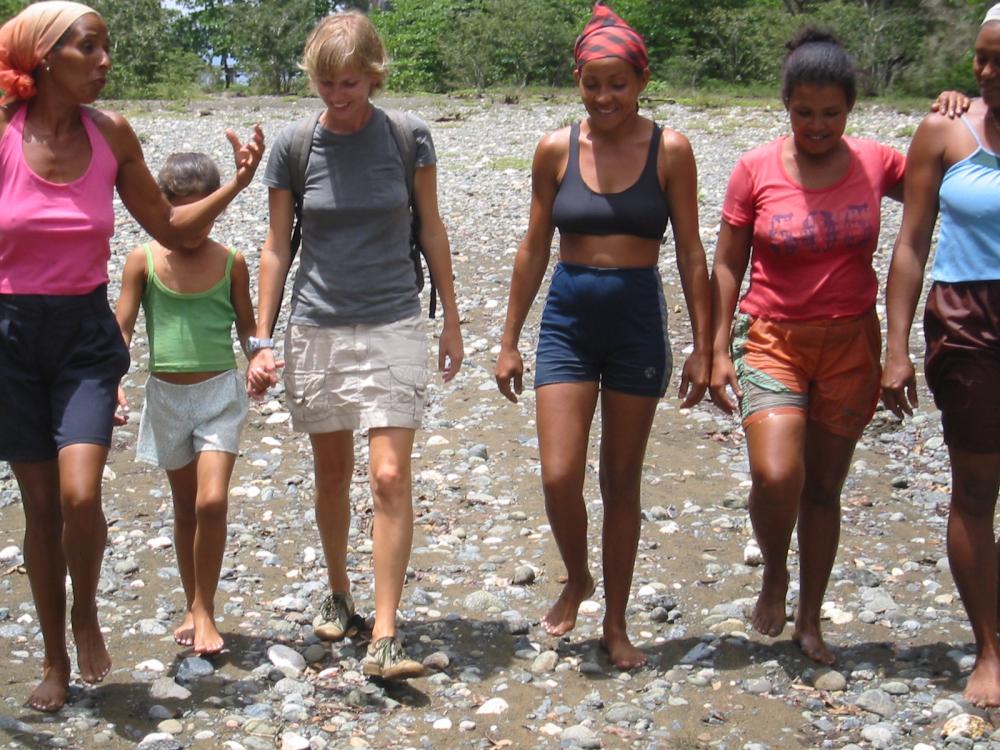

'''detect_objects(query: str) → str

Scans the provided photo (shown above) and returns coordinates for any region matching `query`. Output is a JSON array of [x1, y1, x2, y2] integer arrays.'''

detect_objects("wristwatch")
[[247, 336, 274, 356]]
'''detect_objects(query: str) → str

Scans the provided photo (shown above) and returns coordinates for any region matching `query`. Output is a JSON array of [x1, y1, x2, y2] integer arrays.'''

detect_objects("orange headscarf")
[[0, 1, 98, 104]]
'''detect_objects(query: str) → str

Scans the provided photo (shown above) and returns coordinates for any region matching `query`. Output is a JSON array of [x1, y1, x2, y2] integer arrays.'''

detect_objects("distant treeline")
[[0, 0, 991, 99]]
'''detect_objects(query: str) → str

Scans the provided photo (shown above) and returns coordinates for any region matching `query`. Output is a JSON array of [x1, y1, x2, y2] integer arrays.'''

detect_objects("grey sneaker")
[[314, 592, 362, 642], [362, 636, 426, 680]]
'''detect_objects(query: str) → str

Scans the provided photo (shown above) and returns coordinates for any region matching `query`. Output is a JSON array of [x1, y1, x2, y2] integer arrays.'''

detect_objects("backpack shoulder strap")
[[288, 111, 322, 199], [383, 108, 416, 203]]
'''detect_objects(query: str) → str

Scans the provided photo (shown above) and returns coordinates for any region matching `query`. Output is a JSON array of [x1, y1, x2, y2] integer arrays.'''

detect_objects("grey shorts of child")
[[136, 369, 249, 470]]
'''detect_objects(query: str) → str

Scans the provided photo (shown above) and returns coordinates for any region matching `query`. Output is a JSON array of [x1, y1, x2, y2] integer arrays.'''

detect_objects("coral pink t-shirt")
[[0, 106, 117, 295], [722, 136, 904, 321]]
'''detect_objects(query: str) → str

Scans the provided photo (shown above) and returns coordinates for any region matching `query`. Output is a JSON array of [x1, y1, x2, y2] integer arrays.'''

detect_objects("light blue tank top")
[[931, 116, 1000, 282]]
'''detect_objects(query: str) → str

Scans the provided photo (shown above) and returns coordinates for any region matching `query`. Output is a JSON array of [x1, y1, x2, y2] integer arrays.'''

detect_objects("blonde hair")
[[300, 11, 389, 90]]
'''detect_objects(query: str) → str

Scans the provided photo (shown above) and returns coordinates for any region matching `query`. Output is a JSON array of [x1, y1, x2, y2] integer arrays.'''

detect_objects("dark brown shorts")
[[924, 280, 1000, 454]]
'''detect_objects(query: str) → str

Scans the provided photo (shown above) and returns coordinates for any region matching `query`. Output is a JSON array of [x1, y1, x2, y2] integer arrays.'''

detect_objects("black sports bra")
[[551, 121, 669, 241]]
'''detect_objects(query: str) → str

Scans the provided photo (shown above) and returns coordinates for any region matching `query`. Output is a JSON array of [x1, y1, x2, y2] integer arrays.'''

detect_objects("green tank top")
[[141, 244, 238, 372]]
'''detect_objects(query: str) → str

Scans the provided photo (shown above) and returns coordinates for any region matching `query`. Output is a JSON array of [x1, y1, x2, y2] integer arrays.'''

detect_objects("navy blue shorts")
[[0, 286, 130, 462], [534, 262, 672, 398]]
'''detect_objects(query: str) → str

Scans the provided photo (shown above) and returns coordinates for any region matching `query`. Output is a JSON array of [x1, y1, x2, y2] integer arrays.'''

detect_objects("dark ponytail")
[[782, 27, 856, 107]]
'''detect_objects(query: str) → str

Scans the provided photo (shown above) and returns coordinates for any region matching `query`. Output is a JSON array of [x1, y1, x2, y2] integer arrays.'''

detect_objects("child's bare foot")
[[750, 566, 789, 637], [26, 658, 70, 713], [542, 574, 596, 636], [964, 656, 1000, 707], [70, 607, 111, 683], [600, 627, 646, 670], [792, 625, 836, 665], [192, 612, 224, 655], [173, 612, 195, 647]]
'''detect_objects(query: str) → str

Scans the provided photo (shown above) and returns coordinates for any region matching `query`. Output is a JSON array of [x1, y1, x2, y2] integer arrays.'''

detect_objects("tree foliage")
[[0, 0, 27, 21], [1, 0, 993, 98], [90, 0, 205, 99]]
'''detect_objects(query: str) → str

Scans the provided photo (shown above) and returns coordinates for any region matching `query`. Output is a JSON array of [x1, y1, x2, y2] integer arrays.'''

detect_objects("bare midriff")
[[558, 233, 660, 269], [152, 371, 228, 385]]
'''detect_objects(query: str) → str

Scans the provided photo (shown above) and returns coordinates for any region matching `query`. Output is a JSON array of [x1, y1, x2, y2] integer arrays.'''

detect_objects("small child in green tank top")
[[115, 152, 258, 655]]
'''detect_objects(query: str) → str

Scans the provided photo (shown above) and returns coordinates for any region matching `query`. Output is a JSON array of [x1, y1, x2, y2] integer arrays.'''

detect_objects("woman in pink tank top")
[[0, 1, 264, 712]]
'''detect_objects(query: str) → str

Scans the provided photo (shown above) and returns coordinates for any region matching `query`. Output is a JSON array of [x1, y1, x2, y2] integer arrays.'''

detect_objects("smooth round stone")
[[880, 680, 910, 695], [157, 719, 183, 734], [744, 677, 771, 695], [560, 724, 601, 749], [814, 670, 847, 692], [476, 697, 508, 715]]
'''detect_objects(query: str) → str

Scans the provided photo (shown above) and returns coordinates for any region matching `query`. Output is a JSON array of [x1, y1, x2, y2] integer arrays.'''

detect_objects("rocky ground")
[[0, 94, 993, 750]]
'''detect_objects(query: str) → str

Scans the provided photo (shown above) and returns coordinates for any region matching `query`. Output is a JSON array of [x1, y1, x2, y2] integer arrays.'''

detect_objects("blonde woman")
[[249, 11, 463, 680]]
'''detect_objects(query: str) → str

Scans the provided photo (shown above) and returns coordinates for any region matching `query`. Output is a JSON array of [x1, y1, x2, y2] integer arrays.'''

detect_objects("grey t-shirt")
[[263, 107, 436, 326]]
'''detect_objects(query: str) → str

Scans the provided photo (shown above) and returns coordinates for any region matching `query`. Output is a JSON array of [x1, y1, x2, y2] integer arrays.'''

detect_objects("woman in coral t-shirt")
[[709, 28, 904, 665]]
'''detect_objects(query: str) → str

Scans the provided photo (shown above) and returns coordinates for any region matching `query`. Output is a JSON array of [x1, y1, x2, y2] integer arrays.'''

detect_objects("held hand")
[[931, 90, 971, 119], [678, 349, 710, 409], [227, 124, 265, 190], [881, 350, 918, 419], [708, 353, 742, 414], [246, 348, 283, 400], [113, 385, 129, 426], [438, 323, 464, 383], [495, 348, 524, 403]]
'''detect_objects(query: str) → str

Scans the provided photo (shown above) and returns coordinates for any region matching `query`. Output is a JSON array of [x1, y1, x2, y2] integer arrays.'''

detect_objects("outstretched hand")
[[227, 124, 265, 189]]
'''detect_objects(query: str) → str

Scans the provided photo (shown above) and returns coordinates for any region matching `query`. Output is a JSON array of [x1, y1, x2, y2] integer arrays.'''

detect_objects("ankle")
[[371, 617, 397, 642], [190, 605, 216, 620]]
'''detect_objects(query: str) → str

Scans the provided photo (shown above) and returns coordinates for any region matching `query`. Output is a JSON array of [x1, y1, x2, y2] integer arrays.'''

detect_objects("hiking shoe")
[[362, 636, 426, 680], [314, 592, 363, 642]]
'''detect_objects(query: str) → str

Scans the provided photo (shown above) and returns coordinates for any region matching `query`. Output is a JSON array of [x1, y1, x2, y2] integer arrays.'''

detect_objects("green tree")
[[93, 0, 203, 98], [238, 0, 336, 93], [440, 0, 583, 90], [177, 0, 247, 89], [0, 0, 28, 22], [371, 0, 458, 92]]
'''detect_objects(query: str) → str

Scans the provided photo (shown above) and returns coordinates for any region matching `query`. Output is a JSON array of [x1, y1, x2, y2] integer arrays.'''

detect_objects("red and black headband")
[[573, 2, 648, 72]]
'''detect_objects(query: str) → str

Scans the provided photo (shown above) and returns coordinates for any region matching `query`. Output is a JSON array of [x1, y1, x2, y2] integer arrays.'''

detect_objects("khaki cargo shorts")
[[284, 315, 429, 433]]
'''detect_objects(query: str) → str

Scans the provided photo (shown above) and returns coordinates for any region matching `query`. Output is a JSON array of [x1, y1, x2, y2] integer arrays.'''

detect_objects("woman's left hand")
[[678, 348, 710, 409], [227, 124, 265, 189], [438, 321, 464, 383]]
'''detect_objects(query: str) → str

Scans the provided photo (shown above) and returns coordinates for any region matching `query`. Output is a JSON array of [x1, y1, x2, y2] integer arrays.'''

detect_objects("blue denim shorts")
[[0, 285, 130, 462], [534, 262, 672, 398]]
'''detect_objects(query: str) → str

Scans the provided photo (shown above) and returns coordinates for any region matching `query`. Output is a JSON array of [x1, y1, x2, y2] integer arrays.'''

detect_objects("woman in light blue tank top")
[[882, 5, 1000, 707]]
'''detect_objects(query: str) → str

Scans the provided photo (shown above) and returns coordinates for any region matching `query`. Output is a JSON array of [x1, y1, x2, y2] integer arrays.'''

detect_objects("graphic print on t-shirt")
[[767, 203, 872, 256]]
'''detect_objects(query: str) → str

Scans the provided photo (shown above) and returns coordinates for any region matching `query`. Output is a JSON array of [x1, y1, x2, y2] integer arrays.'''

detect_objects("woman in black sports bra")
[[495, 2, 711, 670]]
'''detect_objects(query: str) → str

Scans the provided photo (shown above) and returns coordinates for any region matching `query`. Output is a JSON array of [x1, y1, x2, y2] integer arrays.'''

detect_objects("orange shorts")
[[730, 309, 881, 439]]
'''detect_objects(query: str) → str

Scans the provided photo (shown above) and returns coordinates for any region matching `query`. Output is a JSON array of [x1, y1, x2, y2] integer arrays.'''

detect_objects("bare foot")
[[792, 626, 837, 665], [192, 612, 224, 655], [600, 628, 646, 670], [173, 612, 195, 648], [70, 607, 111, 683], [542, 574, 596, 636], [964, 656, 1000, 707], [26, 658, 70, 713], [750, 566, 789, 637]]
